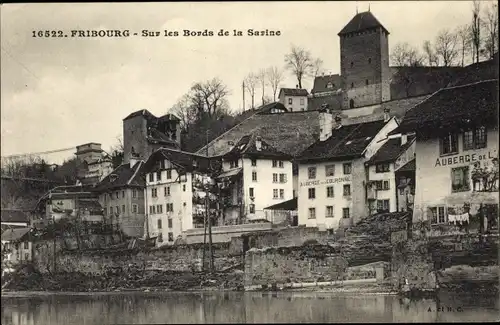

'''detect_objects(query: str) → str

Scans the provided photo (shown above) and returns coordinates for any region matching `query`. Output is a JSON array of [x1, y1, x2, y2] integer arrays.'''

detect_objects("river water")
[[1, 291, 498, 324]]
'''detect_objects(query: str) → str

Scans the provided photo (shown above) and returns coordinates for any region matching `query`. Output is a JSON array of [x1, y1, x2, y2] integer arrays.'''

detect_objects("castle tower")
[[338, 11, 391, 109]]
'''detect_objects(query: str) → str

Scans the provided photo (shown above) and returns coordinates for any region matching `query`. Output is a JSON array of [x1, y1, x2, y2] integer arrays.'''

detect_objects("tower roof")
[[338, 11, 389, 36]]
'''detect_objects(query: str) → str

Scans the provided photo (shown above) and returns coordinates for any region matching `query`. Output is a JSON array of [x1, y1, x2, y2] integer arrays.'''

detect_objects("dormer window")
[[109, 174, 118, 182]]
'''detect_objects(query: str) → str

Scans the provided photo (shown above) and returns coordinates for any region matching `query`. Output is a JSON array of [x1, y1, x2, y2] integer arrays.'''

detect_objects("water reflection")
[[1, 291, 498, 324]]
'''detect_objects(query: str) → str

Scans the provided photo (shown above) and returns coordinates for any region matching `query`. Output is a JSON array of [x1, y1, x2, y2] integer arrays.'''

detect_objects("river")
[[1, 291, 498, 324]]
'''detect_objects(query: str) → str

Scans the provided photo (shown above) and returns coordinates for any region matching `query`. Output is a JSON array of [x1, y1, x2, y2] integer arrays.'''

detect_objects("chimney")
[[255, 136, 262, 151], [401, 133, 408, 146], [334, 115, 342, 129], [319, 110, 334, 141], [383, 108, 391, 122]]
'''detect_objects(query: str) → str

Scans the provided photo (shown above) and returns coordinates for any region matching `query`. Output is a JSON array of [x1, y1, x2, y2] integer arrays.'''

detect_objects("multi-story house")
[[396, 79, 498, 233], [365, 133, 416, 214], [278, 87, 309, 112], [93, 158, 146, 238], [296, 107, 398, 231], [75, 143, 113, 185], [142, 148, 216, 246], [218, 134, 294, 224]]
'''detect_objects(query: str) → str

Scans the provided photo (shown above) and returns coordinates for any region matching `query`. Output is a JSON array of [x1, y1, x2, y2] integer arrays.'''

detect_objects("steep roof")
[[338, 11, 389, 36], [311, 74, 342, 94], [1, 227, 30, 242], [144, 148, 217, 175], [256, 102, 288, 114], [298, 119, 387, 162], [223, 133, 293, 160], [366, 135, 415, 165], [148, 128, 179, 147], [279, 88, 309, 97], [397, 79, 499, 134], [264, 197, 297, 211], [123, 109, 157, 121], [196, 110, 321, 158], [0, 209, 29, 224], [93, 161, 145, 192]]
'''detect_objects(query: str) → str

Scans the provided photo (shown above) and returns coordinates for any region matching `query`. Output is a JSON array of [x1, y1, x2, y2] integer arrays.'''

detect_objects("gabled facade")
[[278, 88, 309, 112], [296, 108, 399, 231], [396, 79, 499, 233], [219, 134, 294, 224], [142, 148, 217, 246]]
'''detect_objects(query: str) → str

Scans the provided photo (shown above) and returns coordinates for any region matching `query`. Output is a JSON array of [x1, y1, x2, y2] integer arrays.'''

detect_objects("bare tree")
[[244, 73, 258, 110], [170, 94, 198, 132], [391, 42, 424, 66], [312, 58, 324, 77], [284, 45, 314, 89], [435, 29, 459, 66], [422, 40, 439, 66], [456, 25, 473, 66], [471, 0, 482, 63], [257, 69, 267, 106], [482, 1, 499, 60], [189, 78, 230, 118], [266, 66, 284, 101]]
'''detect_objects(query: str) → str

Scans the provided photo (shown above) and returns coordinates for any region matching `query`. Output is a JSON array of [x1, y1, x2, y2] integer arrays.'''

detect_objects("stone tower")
[[338, 11, 391, 109]]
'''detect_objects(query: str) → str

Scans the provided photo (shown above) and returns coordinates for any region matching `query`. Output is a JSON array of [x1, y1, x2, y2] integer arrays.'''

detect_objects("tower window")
[[365, 79, 369, 85], [368, 58, 372, 64], [350, 62, 354, 68], [349, 99, 355, 109]]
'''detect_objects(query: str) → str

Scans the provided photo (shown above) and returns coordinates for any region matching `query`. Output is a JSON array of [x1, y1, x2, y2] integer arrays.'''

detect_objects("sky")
[[1, 1, 480, 164]]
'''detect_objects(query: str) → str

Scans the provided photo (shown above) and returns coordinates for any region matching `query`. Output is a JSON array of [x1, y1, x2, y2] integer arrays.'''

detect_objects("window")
[[116, 192, 119, 199], [278, 161, 284, 168], [273, 189, 278, 199], [166, 170, 172, 179], [183, 184, 186, 192], [308, 167, 317, 179], [326, 206, 334, 218], [343, 184, 351, 196], [249, 204, 255, 214], [368, 58, 372, 64], [351, 83, 354, 89], [165, 187, 170, 196], [383, 181, 390, 190], [249, 187, 254, 197], [167, 218, 173, 228], [326, 82, 333, 89], [279, 173, 287, 183], [308, 188, 316, 199], [252, 171, 257, 181], [439, 133, 458, 155], [132, 204, 138, 213], [122, 191, 125, 198], [451, 166, 470, 192], [152, 188, 157, 197], [132, 189, 137, 198], [116, 206, 120, 214], [376, 163, 390, 173], [326, 186, 334, 198], [375, 181, 383, 190], [273, 173, 278, 183], [377, 200, 390, 212], [342, 208, 350, 219], [288, 98, 293, 105], [166, 203, 174, 212], [24, 242, 29, 249], [168, 232, 174, 242], [149, 173, 154, 182], [157, 204, 163, 214], [122, 205, 126, 213], [430, 206, 447, 224], [350, 61, 354, 68], [463, 126, 487, 150], [300, 98, 305, 105], [157, 171, 162, 181], [279, 189, 284, 199], [343, 163, 352, 175], [229, 160, 239, 168], [109, 207, 113, 215], [151, 205, 156, 214], [325, 164, 335, 177], [157, 219, 162, 229], [251, 159, 257, 166], [25, 253, 29, 260], [272, 160, 277, 167], [365, 79, 369, 86], [158, 233, 163, 243], [308, 208, 316, 219]]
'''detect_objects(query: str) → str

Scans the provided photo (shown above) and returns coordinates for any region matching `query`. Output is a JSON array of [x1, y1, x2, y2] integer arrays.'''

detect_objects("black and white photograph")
[[1, 1, 499, 323]]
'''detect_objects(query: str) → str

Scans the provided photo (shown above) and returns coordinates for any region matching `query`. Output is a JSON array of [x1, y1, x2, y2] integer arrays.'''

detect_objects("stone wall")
[[237, 226, 329, 251]]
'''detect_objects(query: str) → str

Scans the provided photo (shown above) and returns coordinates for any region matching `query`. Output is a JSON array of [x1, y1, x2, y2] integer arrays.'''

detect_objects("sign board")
[[300, 176, 350, 187], [434, 150, 497, 167]]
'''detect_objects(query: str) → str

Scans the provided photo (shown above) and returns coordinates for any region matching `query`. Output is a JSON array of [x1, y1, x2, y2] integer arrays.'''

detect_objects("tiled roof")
[[1, 227, 30, 242], [311, 74, 342, 94], [0, 209, 29, 223], [256, 102, 288, 114], [148, 128, 179, 147], [157, 113, 180, 122], [224, 133, 293, 160], [279, 88, 309, 97], [144, 148, 217, 175], [93, 161, 145, 192], [123, 109, 157, 121], [298, 119, 387, 162], [264, 197, 297, 211], [338, 11, 388, 36], [196, 111, 321, 158], [397, 79, 499, 133], [77, 199, 103, 212], [396, 159, 416, 173], [447, 55, 499, 87], [366, 135, 415, 165]]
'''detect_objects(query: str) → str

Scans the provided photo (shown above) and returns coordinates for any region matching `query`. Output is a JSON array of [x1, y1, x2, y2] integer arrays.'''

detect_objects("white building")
[[143, 148, 215, 246], [218, 134, 294, 224], [75, 143, 114, 184], [396, 79, 499, 232], [296, 108, 399, 231], [278, 87, 309, 112]]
